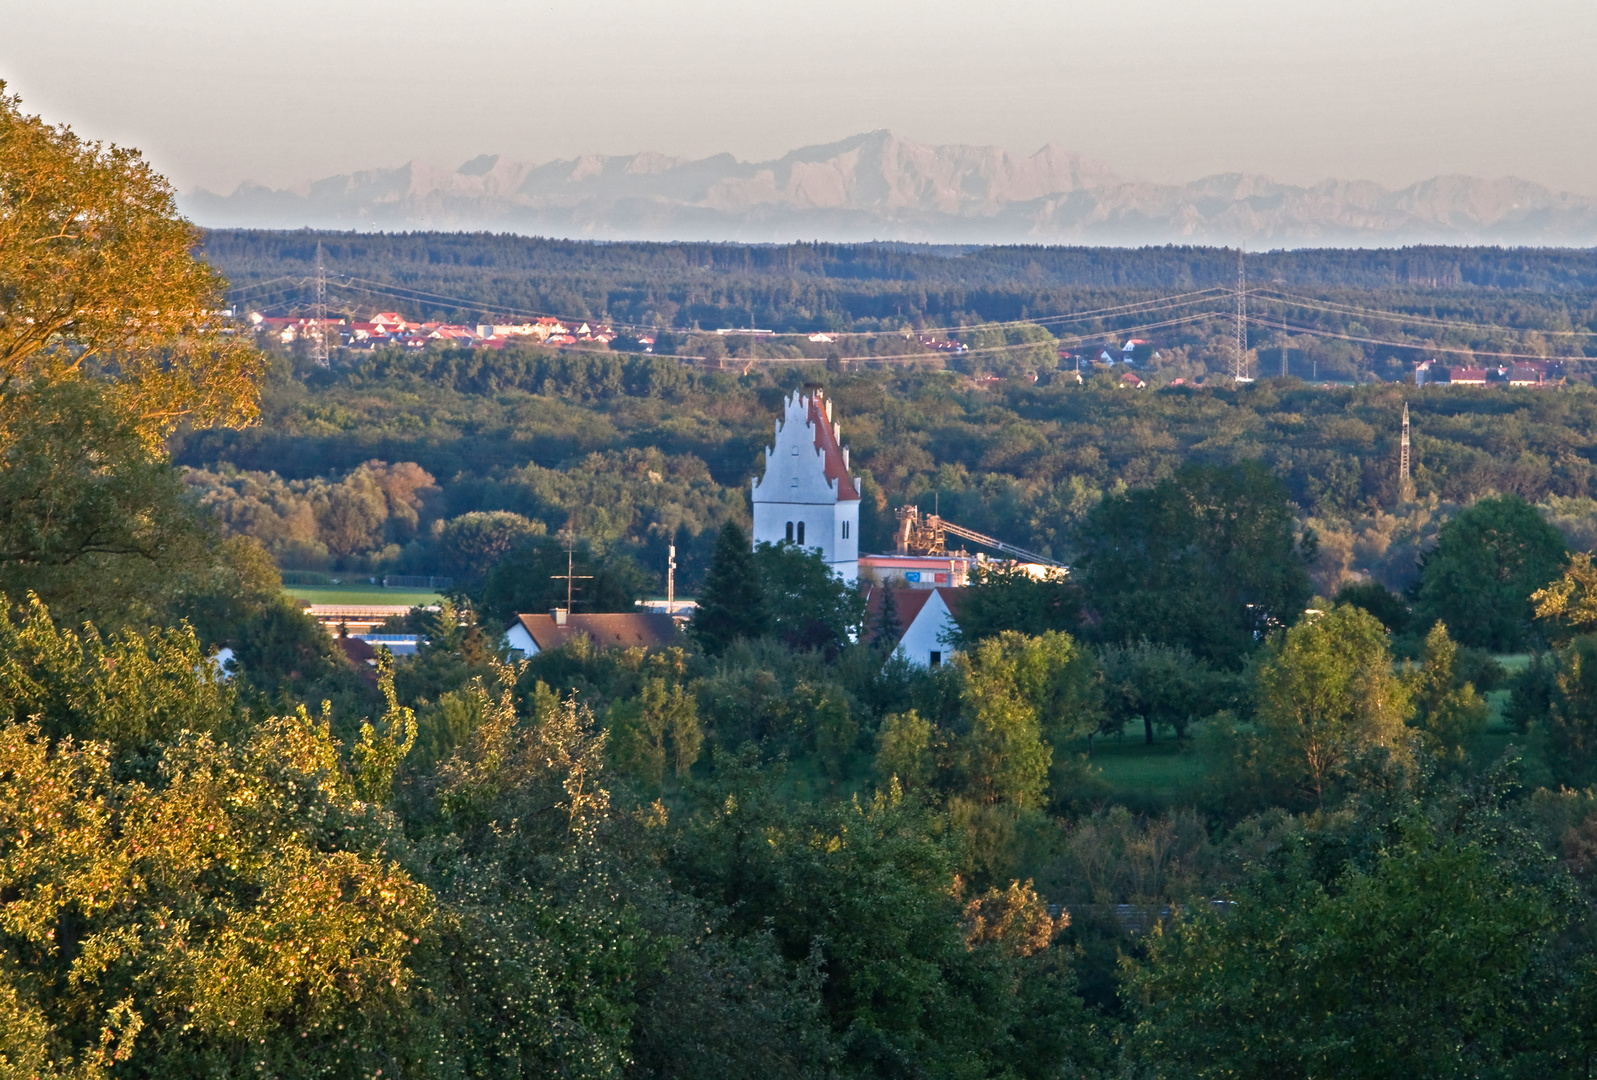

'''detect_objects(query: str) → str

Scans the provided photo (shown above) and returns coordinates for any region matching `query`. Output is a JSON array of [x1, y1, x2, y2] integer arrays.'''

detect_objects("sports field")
[[284, 584, 444, 606]]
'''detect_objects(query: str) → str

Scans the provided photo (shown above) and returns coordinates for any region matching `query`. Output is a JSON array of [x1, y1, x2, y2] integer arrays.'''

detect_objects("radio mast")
[[312, 241, 330, 367], [1399, 401, 1413, 500], [1231, 249, 1248, 382]]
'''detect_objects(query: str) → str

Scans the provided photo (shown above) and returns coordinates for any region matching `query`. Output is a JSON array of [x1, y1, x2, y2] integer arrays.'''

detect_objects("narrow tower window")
[[796, 521, 806, 545], [785, 521, 794, 543], [841, 521, 850, 539]]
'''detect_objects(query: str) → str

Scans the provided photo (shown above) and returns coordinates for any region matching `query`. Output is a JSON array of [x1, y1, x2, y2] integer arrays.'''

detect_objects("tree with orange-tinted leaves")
[[0, 83, 263, 442]]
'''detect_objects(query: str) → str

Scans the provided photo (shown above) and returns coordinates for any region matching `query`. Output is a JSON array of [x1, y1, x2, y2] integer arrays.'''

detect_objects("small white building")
[[864, 585, 966, 668], [751, 386, 861, 581]]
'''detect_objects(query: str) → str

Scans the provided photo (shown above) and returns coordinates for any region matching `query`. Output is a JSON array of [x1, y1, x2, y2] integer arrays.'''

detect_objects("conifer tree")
[[872, 585, 903, 652], [692, 522, 764, 655]]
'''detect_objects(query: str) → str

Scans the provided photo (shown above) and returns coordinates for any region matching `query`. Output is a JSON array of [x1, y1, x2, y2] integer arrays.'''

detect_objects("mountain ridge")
[[180, 130, 1597, 247]]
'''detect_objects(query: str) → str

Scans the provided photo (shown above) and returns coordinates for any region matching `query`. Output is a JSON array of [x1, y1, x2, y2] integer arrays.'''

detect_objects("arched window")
[[796, 521, 806, 545], [841, 521, 850, 539], [785, 521, 794, 543]]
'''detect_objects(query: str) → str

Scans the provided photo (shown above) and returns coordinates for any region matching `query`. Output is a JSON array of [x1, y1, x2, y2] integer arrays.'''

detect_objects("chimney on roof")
[[551, 608, 568, 626]]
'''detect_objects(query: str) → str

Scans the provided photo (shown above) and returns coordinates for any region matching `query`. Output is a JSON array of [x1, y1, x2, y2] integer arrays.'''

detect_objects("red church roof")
[[808, 394, 860, 502]]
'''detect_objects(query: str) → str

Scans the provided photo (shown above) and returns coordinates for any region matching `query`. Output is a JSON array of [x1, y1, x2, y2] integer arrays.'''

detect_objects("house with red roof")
[[505, 609, 679, 657], [864, 585, 968, 668]]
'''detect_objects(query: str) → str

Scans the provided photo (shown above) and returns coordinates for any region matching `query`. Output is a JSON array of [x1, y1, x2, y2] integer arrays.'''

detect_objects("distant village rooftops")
[[1415, 358, 1562, 387], [250, 309, 619, 351]]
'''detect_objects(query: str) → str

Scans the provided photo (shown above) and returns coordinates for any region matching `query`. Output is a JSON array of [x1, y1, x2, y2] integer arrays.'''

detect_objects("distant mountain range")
[[180, 130, 1597, 247]]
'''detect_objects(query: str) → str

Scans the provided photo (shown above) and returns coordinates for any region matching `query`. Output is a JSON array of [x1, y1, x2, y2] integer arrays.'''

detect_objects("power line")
[[1254, 289, 1597, 337], [1245, 314, 1568, 362], [225, 263, 1595, 368], [730, 311, 1227, 366]]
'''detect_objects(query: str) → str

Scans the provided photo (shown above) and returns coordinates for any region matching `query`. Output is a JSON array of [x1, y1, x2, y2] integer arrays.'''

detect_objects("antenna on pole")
[[1231, 248, 1248, 382], [667, 541, 677, 615], [550, 535, 592, 611], [312, 240, 330, 367]]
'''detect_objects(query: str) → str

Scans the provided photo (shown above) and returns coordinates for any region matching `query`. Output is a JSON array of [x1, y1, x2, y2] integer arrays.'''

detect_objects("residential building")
[[864, 585, 967, 668], [505, 609, 679, 657]]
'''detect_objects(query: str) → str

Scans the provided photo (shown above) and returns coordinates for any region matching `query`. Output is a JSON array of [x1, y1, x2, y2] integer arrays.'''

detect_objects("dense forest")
[[179, 340, 1597, 596], [18, 89, 1597, 1077]]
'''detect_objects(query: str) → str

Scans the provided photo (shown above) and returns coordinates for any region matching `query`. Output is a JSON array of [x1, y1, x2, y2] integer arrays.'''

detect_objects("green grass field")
[[284, 584, 444, 606], [1084, 652, 1537, 809], [1088, 736, 1209, 805]]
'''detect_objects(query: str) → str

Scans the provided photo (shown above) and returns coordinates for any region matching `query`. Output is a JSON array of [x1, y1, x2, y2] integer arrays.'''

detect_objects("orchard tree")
[[1098, 639, 1238, 744], [1253, 603, 1411, 805], [957, 630, 1100, 808], [1408, 622, 1489, 764]]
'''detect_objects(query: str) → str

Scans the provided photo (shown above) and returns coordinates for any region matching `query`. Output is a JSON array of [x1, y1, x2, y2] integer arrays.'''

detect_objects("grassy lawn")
[[285, 584, 444, 606], [1087, 736, 1209, 806]]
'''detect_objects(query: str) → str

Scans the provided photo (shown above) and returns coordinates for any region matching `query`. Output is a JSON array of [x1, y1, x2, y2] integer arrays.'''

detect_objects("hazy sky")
[[4, 0, 1595, 196]]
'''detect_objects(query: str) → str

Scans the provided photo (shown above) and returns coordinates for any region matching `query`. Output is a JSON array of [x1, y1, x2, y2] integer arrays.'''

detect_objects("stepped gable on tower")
[[807, 394, 859, 502], [751, 386, 861, 581]]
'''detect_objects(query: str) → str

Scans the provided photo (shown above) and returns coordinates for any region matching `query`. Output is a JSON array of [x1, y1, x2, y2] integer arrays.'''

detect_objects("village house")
[[864, 585, 967, 668], [505, 609, 679, 657]]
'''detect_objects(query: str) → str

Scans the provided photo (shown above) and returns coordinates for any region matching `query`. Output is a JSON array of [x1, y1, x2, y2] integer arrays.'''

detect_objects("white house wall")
[[505, 623, 540, 656], [896, 590, 959, 668]]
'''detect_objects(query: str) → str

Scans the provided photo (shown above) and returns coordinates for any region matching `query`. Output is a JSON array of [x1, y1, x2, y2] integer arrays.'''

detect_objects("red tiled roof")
[[335, 635, 380, 686], [808, 395, 860, 502], [862, 585, 965, 645], [511, 612, 679, 652]]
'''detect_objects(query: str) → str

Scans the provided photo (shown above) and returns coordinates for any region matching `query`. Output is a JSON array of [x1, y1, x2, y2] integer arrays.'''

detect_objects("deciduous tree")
[[1253, 603, 1411, 805], [1076, 462, 1313, 667], [0, 84, 263, 440], [1416, 494, 1567, 651]]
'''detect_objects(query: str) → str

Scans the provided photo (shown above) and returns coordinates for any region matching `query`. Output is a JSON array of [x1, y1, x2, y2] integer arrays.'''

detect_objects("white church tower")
[[751, 385, 861, 582]]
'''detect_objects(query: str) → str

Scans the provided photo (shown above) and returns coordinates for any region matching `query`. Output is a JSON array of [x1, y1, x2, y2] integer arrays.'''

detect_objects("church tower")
[[751, 386, 861, 581]]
